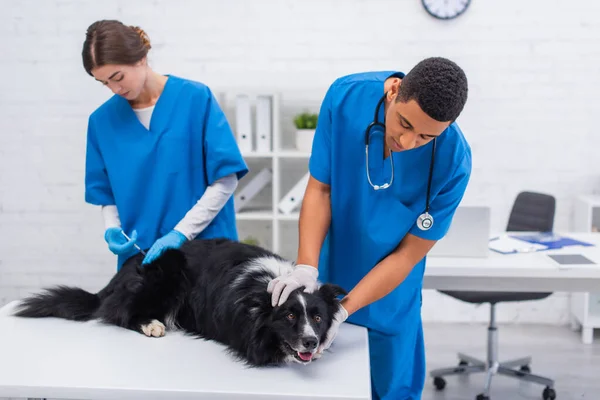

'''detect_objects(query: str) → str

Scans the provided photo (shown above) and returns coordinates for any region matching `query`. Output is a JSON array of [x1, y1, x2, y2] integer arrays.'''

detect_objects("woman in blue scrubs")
[[268, 57, 471, 399], [82, 20, 248, 269]]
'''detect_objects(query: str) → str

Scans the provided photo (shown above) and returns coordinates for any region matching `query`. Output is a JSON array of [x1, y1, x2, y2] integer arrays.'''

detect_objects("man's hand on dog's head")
[[267, 264, 319, 307]]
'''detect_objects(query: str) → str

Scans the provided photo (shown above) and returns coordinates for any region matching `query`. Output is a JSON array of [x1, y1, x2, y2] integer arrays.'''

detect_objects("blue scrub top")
[[84, 75, 248, 267], [309, 71, 471, 399]]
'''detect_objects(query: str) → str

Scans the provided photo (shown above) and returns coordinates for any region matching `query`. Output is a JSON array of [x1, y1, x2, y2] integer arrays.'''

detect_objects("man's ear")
[[317, 283, 347, 305], [385, 77, 401, 101]]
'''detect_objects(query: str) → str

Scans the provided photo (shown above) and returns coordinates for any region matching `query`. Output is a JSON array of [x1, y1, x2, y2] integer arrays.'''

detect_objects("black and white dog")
[[13, 238, 346, 367]]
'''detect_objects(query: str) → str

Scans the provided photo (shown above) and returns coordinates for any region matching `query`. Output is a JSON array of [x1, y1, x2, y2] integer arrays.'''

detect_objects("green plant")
[[293, 112, 318, 130], [241, 236, 260, 246]]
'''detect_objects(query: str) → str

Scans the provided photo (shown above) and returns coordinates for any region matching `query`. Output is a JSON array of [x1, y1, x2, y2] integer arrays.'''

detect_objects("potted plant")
[[241, 236, 260, 246], [293, 112, 318, 152]]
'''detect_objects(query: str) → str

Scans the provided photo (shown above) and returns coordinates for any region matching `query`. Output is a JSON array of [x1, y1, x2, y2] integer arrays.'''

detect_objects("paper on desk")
[[510, 232, 595, 249], [489, 235, 548, 254]]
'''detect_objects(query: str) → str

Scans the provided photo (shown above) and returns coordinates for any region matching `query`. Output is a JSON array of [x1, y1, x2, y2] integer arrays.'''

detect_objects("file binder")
[[234, 168, 272, 212], [235, 94, 253, 152], [278, 173, 310, 215], [255, 95, 272, 152], [215, 92, 227, 109]]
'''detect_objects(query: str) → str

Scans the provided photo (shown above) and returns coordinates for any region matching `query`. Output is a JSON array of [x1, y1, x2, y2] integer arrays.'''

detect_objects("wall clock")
[[422, 0, 471, 20]]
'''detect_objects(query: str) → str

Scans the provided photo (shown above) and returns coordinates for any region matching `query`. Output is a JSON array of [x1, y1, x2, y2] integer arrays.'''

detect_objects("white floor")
[[422, 322, 599, 400]]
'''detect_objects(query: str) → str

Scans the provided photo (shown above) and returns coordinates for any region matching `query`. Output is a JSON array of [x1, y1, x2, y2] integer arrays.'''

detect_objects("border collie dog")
[[13, 238, 346, 367]]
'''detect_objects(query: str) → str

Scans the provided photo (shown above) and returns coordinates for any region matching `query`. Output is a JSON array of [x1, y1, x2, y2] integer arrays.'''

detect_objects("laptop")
[[427, 206, 491, 258]]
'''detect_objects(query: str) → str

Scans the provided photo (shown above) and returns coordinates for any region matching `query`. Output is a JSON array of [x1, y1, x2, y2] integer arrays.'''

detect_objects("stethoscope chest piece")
[[372, 182, 390, 191], [417, 212, 434, 231]]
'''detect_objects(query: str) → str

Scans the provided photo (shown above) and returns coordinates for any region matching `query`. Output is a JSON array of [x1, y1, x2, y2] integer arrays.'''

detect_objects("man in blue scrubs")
[[268, 57, 471, 399]]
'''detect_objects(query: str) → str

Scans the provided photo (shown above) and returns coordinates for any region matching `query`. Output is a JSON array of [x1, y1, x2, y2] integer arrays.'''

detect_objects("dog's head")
[[268, 283, 347, 364]]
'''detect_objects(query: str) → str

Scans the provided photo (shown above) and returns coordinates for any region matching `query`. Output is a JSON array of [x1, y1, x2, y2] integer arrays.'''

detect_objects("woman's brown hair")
[[82, 20, 151, 76]]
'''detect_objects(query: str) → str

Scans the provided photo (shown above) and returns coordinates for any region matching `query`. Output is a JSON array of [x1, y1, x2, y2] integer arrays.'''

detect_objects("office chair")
[[429, 191, 557, 400]]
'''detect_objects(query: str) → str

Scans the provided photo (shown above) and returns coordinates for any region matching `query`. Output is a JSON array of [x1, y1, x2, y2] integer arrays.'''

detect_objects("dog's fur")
[[13, 238, 346, 367]]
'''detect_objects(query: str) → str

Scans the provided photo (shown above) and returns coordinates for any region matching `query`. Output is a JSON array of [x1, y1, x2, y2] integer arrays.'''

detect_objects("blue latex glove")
[[142, 230, 187, 265], [104, 227, 139, 255]]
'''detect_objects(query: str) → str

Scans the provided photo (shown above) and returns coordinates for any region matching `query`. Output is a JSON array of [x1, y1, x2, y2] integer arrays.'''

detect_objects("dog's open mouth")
[[284, 342, 315, 363], [295, 351, 314, 362]]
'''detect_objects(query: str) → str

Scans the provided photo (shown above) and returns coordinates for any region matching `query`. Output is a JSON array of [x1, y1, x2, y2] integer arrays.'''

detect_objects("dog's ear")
[[153, 248, 187, 268], [317, 283, 347, 305]]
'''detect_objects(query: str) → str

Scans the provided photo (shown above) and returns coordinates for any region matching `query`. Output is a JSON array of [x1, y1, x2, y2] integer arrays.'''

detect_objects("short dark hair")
[[396, 57, 468, 122], [82, 20, 151, 76]]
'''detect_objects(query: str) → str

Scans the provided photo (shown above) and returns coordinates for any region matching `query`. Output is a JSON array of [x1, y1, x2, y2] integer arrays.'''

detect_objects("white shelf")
[[241, 150, 311, 159], [241, 152, 274, 159], [237, 211, 301, 221], [236, 211, 274, 221], [278, 150, 311, 158], [228, 91, 309, 255], [278, 212, 300, 221]]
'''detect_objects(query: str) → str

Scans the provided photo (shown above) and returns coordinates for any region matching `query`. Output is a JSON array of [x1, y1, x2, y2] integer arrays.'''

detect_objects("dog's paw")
[[140, 319, 166, 337]]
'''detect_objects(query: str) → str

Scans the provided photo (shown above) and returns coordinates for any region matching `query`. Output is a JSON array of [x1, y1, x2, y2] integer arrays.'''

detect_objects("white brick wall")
[[1, 0, 599, 325]]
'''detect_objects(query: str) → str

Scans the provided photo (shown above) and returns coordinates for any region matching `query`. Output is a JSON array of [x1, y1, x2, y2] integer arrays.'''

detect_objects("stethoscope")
[[364, 93, 437, 231]]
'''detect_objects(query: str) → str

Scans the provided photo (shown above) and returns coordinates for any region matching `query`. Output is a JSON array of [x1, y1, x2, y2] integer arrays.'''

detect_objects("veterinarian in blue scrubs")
[[268, 57, 471, 399], [82, 20, 248, 270]]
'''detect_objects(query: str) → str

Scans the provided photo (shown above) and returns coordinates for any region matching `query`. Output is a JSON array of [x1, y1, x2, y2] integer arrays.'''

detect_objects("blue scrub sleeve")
[[409, 152, 471, 241], [84, 115, 116, 206], [308, 84, 334, 185], [202, 88, 249, 184]]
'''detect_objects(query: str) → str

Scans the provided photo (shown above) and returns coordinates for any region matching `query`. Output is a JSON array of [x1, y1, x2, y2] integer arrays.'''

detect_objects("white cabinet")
[[570, 195, 600, 344], [224, 92, 310, 259]]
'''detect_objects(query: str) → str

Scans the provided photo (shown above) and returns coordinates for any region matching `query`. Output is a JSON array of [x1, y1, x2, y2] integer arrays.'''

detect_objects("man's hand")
[[267, 264, 319, 307], [142, 230, 187, 265], [316, 303, 348, 357]]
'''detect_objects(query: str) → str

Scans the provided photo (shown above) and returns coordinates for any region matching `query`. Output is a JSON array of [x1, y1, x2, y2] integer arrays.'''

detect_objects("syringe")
[[120, 231, 147, 256]]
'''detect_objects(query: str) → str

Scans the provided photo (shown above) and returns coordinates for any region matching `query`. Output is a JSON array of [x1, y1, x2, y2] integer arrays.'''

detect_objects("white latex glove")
[[316, 303, 348, 357], [267, 264, 319, 307]]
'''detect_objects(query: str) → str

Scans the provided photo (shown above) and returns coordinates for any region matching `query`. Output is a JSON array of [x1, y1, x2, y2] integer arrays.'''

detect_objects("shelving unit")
[[236, 150, 307, 255], [570, 195, 600, 344], [225, 92, 311, 256]]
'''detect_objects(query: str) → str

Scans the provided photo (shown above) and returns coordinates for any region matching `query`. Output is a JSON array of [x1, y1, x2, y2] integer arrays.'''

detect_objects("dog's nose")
[[302, 337, 318, 350]]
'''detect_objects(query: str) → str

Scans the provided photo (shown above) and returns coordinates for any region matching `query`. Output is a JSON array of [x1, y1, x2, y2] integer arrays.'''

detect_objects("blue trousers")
[[368, 318, 426, 400]]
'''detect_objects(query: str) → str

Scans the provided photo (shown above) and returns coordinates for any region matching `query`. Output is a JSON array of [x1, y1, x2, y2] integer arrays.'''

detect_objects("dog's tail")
[[13, 285, 100, 321]]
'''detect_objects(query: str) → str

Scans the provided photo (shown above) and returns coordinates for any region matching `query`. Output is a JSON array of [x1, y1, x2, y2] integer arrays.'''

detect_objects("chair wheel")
[[476, 394, 490, 400], [516, 364, 531, 376], [543, 386, 556, 400], [433, 376, 446, 391]]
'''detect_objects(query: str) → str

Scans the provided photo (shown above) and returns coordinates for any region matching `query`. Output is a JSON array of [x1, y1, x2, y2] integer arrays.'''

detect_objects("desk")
[[424, 232, 600, 293], [0, 301, 371, 400]]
